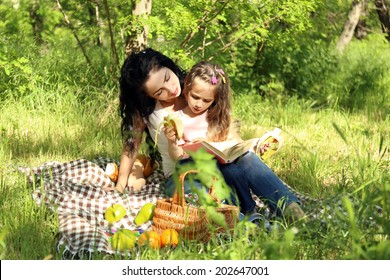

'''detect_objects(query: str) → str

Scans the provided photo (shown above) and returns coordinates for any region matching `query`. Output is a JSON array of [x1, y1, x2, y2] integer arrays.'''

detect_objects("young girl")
[[163, 61, 305, 221]]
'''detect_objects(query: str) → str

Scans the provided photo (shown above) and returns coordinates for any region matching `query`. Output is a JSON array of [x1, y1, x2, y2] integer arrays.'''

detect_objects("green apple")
[[111, 229, 137, 251], [134, 203, 156, 226], [105, 204, 127, 223]]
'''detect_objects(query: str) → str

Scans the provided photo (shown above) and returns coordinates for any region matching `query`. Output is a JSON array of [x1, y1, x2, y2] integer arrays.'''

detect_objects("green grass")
[[1, 86, 388, 260]]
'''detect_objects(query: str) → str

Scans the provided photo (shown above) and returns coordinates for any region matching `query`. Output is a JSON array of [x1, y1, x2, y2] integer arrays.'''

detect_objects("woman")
[[116, 48, 187, 192], [117, 48, 305, 221]]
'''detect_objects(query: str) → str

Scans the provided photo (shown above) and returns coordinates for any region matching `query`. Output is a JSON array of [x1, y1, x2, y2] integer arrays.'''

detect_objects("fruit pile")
[[104, 203, 179, 251]]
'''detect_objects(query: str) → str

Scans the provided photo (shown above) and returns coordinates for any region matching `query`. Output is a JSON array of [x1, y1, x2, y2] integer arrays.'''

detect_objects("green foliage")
[[0, 0, 62, 42], [0, 0, 32, 37], [173, 148, 234, 229], [0, 35, 115, 102], [325, 35, 390, 116], [1, 0, 389, 261]]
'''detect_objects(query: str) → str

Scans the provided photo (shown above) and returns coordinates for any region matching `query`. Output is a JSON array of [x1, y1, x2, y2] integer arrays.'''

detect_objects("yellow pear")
[[134, 203, 156, 226], [105, 204, 127, 223], [111, 229, 137, 251]]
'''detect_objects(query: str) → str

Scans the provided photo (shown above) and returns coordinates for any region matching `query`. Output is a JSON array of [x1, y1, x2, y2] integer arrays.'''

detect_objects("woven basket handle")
[[172, 170, 199, 206], [208, 182, 221, 204]]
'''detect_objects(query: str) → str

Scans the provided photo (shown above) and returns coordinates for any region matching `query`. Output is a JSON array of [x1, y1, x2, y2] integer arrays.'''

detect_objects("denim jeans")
[[163, 158, 207, 197], [163, 158, 239, 206], [217, 151, 300, 215], [164, 172, 205, 197]]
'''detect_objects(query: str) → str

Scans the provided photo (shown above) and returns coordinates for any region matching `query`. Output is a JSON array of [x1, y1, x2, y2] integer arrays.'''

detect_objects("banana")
[[154, 114, 184, 147]]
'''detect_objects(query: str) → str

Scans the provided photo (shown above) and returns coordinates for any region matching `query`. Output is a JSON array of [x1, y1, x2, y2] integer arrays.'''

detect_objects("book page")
[[203, 138, 258, 162], [202, 139, 239, 153], [181, 129, 283, 163]]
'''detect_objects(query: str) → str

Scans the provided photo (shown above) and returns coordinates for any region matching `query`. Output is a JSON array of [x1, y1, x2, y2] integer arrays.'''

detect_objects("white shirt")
[[145, 101, 180, 177]]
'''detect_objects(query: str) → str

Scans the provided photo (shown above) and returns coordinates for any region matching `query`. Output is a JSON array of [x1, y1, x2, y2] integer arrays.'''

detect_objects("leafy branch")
[[55, 0, 99, 79]]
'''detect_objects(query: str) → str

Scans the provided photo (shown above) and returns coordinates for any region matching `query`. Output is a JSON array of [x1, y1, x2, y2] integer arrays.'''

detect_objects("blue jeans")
[[164, 172, 205, 197], [164, 158, 239, 206], [163, 158, 207, 197], [217, 151, 300, 215]]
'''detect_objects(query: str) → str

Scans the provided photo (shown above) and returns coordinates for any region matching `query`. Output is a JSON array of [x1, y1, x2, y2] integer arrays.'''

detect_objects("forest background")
[[0, 0, 389, 260]]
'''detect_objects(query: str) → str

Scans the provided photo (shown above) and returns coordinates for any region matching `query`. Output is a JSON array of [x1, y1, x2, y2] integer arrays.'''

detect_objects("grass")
[[0, 84, 388, 260]]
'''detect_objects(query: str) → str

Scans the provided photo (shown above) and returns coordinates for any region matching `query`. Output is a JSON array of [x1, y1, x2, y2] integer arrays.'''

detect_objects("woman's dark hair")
[[119, 48, 186, 154]]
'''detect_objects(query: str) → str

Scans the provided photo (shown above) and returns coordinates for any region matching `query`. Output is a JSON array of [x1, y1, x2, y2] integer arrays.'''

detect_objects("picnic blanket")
[[19, 157, 166, 259], [19, 157, 382, 259]]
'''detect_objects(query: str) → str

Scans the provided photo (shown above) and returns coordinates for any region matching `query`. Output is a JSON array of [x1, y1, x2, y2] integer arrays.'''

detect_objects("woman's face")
[[144, 67, 181, 102]]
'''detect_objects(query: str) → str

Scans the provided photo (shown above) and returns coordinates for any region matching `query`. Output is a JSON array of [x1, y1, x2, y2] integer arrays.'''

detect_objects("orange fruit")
[[160, 229, 179, 247], [138, 230, 161, 249]]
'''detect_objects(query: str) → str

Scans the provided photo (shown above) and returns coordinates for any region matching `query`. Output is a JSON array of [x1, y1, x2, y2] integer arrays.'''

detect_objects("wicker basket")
[[152, 170, 240, 241], [208, 186, 240, 235], [152, 170, 208, 241]]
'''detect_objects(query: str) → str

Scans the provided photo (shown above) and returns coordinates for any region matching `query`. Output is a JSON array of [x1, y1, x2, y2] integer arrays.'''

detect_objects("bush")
[[325, 35, 390, 117], [0, 35, 115, 103]]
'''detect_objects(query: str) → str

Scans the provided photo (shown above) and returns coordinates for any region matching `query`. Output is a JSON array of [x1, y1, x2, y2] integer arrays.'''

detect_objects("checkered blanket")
[[20, 157, 165, 259]]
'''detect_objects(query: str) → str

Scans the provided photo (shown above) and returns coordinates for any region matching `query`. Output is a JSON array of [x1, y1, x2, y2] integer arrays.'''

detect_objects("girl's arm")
[[163, 126, 184, 161]]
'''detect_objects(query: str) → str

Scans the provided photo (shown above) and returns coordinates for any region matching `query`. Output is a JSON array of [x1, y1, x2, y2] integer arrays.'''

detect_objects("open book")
[[181, 128, 284, 164]]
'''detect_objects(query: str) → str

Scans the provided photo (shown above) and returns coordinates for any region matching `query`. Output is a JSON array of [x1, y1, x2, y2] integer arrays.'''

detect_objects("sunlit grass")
[[1, 88, 388, 260]]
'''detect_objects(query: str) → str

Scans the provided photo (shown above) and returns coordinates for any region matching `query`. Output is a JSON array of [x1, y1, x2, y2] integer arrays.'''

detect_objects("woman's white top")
[[145, 101, 179, 177]]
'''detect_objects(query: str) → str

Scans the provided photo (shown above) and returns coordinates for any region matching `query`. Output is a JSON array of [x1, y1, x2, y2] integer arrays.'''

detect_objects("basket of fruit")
[[152, 170, 209, 241]]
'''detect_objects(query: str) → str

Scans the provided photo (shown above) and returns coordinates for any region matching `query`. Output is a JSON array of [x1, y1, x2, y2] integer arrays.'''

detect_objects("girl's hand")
[[253, 142, 270, 156], [162, 125, 178, 142]]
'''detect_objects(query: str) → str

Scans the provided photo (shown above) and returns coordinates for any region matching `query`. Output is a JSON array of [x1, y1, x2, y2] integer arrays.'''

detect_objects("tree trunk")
[[355, 0, 368, 40], [89, 0, 103, 46], [125, 0, 152, 58], [374, 0, 390, 41], [95, 3, 104, 46], [30, 0, 43, 44], [336, 0, 367, 53]]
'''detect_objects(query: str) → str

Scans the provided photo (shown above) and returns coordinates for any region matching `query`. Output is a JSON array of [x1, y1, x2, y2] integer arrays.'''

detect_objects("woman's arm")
[[115, 147, 139, 193], [115, 123, 145, 193]]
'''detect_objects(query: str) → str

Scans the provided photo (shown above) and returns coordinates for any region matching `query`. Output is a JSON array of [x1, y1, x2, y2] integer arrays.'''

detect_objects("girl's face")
[[185, 78, 215, 117], [144, 67, 181, 102]]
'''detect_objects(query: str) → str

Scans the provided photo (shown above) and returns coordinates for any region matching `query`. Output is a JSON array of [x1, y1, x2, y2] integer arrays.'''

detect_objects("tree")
[[125, 0, 152, 57], [336, 0, 368, 53], [374, 0, 390, 41]]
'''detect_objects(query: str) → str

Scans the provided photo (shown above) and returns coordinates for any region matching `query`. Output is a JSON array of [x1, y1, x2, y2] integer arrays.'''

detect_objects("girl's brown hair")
[[183, 61, 232, 141]]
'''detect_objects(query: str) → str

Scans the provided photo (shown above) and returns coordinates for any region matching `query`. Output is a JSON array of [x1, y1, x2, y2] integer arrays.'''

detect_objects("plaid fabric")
[[19, 157, 165, 259]]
